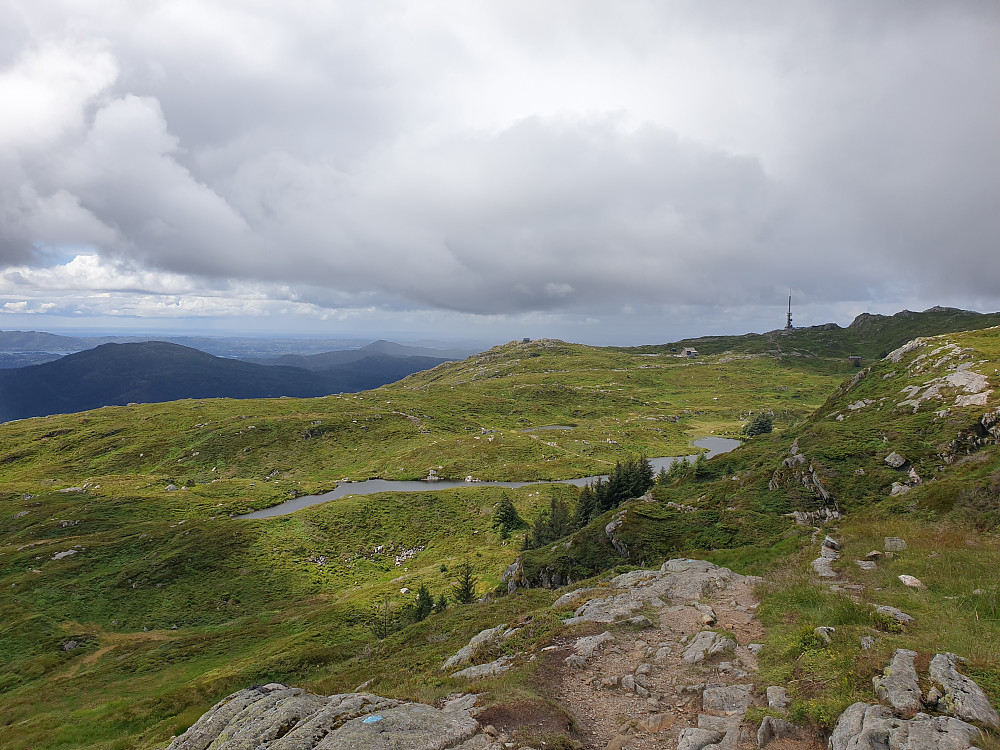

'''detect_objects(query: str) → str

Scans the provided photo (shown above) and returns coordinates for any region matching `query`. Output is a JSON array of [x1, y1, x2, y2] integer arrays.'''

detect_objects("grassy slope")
[[2, 324, 999, 747], [0, 339, 844, 494], [0, 339, 841, 748]]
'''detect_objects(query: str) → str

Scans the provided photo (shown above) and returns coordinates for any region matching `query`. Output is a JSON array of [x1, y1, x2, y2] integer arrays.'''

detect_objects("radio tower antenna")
[[785, 292, 794, 330]]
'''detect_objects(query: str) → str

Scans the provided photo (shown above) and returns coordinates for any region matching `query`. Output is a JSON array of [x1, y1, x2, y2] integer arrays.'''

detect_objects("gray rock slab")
[[267, 694, 402, 750], [812, 557, 838, 578], [766, 686, 789, 710], [562, 559, 752, 626], [440, 694, 478, 714], [452, 656, 513, 682], [678, 727, 724, 750], [929, 653, 1000, 729], [166, 687, 481, 750], [829, 702, 981, 750], [572, 631, 614, 660], [683, 631, 737, 664], [655, 559, 754, 600], [873, 649, 921, 715], [884, 537, 908, 552], [211, 691, 331, 749], [698, 714, 742, 750], [310, 701, 480, 750], [885, 453, 907, 469], [702, 684, 753, 716], [552, 588, 594, 608], [166, 684, 301, 750]]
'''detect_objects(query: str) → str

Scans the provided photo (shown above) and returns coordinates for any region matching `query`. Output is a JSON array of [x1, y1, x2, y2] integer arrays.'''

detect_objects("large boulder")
[[164, 684, 482, 750]]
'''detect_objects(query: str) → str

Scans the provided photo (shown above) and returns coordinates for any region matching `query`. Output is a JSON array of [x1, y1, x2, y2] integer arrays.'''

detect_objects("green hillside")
[[636, 306, 1000, 360], [1, 314, 998, 748]]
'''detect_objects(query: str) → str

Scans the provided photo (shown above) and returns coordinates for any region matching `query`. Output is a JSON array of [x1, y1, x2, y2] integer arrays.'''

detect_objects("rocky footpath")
[[166, 554, 999, 750], [538, 559, 777, 750]]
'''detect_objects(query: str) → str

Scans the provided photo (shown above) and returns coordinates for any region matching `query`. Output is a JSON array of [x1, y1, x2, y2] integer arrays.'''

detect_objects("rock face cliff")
[[163, 683, 488, 750]]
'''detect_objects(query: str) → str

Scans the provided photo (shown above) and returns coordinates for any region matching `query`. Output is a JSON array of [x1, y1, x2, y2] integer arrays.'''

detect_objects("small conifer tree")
[[412, 583, 433, 621], [492, 494, 526, 538], [743, 412, 773, 437], [453, 561, 477, 604]]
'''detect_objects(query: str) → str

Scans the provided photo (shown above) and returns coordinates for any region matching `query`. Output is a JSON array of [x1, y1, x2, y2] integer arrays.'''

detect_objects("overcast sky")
[[1, 1, 998, 345]]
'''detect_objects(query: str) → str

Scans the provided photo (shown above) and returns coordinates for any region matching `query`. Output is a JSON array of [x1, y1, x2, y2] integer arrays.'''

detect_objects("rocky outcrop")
[[605, 509, 629, 557], [164, 683, 484, 750], [944, 407, 1000, 463], [873, 649, 921, 716], [500, 558, 524, 594], [502, 555, 573, 591], [786, 508, 842, 526], [678, 726, 724, 750], [928, 652, 1000, 729], [886, 338, 926, 364], [829, 702, 980, 750], [560, 559, 753, 626], [766, 686, 789, 710], [812, 541, 840, 578]]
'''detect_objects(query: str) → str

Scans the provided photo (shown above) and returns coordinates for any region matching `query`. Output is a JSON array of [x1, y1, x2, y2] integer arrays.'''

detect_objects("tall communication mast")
[[785, 293, 793, 330]]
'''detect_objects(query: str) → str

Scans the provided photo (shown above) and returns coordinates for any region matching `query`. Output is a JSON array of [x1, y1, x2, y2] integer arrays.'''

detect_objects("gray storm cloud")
[[1, 0, 998, 331]]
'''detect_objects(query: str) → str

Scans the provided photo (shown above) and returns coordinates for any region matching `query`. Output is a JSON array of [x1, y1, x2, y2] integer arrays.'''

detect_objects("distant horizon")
[[3, 301, 996, 350]]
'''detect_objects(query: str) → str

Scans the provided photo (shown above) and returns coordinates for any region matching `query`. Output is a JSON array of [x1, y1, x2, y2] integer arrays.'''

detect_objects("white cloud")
[[0, 1, 998, 342]]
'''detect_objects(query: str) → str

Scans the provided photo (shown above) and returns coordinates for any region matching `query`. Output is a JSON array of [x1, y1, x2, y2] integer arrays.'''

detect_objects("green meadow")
[[2, 327, 999, 748]]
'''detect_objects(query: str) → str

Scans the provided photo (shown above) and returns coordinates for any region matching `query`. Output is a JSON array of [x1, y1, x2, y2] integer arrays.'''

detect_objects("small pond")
[[237, 436, 741, 519]]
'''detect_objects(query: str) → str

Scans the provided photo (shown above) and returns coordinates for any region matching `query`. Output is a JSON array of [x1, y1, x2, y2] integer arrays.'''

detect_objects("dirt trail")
[[55, 623, 175, 680], [545, 577, 762, 749]]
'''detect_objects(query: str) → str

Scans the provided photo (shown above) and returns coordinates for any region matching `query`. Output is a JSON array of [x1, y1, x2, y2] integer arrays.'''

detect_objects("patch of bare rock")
[[162, 683, 506, 750]]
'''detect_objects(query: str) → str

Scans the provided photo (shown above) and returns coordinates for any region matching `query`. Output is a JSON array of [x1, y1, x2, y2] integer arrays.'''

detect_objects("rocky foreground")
[[165, 559, 997, 750]]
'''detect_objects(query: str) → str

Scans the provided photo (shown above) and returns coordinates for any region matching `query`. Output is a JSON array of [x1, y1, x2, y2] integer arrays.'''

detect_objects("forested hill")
[[0, 342, 449, 422]]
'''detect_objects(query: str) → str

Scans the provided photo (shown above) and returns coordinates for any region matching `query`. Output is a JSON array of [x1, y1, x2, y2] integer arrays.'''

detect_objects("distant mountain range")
[[0, 341, 459, 422], [247, 339, 474, 370], [0, 330, 480, 364]]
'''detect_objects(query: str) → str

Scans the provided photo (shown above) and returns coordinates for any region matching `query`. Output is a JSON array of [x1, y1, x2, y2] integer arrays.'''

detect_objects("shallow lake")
[[237, 436, 741, 519]]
